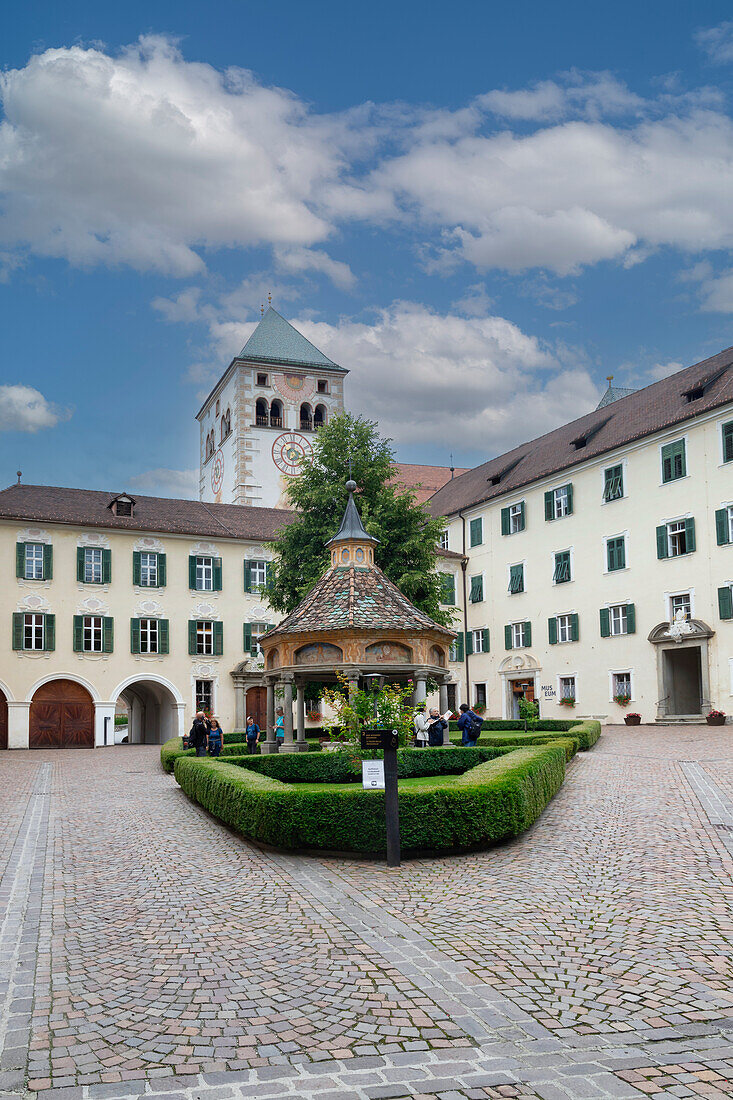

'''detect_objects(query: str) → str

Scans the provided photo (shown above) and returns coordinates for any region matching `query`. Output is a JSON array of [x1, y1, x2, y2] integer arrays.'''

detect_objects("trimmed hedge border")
[[173, 742, 567, 855]]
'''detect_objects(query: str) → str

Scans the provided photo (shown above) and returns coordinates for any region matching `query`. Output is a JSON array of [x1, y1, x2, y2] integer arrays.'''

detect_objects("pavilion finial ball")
[[345, 479, 357, 492]]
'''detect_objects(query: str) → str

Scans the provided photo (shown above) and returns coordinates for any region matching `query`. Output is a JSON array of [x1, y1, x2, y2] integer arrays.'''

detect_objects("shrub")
[[173, 742, 566, 855], [160, 737, 193, 773], [448, 718, 599, 751]]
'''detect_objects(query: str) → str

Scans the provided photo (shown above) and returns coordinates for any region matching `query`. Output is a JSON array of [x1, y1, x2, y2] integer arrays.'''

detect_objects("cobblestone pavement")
[[0, 725, 731, 1100]]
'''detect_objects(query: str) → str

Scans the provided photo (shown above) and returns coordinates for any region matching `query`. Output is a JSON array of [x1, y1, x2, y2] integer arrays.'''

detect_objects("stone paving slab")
[[0, 726, 732, 1100]]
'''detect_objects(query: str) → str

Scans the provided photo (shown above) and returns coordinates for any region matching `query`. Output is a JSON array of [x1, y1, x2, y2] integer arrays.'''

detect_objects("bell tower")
[[196, 308, 347, 508]]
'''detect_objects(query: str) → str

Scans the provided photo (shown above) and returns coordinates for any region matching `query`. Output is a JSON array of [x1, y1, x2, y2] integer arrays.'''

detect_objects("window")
[[13, 612, 54, 652], [24, 543, 44, 580], [270, 400, 283, 429], [300, 403, 313, 431], [474, 683, 487, 708], [548, 613, 579, 644], [557, 614, 574, 643], [509, 563, 524, 594], [196, 680, 213, 714], [243, 622, 273, 656], [467, 628, 489, 654], [610, 604, 630, 636], [190, 555, 222, 592], [715, 505, 733, 546], [469, 574, 484, 603], [438, 530, 449, 551], [661, 439, 686, 483], [78, 547, 111, 585], [256, 372, 269, 387], [140, 618, 159, 655], [130, 618, 169, 655], [553, 550, 572, 584], [83, 616, 103, 652], [508, 621, 530, 649], [205, 431, 215, 461], [509, 502, 525, 533], [197, 621, 214, 655], [657, 518, 695, 559], [25, 613, 45, 651], [606, 535, 626, 572], [85, 548, 102, 584], [603, 464, 624, 502], [215, 399, 220, 416], [110, 495, 134, 516], [255, 397, 269, 426], [244, 559, 268, 593], [439, 573, 456, 605], [559, 675, 576, 701], [317, 380, 329, 394], [220, 409, 231, 441], [723, 421, 733, 463], [469, 517, 483, 546], [612, 671, 632, 700], [670, 592, 691, 620], [718, 585, 733, 620], [545, 484, 573, 520], [314, 404, 327, 429], [449, 634, 464, 662], [189, 620, 223, 656], [140, 552, 158, 587]]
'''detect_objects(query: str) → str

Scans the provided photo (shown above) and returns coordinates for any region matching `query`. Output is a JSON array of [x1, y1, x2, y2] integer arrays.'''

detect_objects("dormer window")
[[109, 494, 135, 517], [256, 372, 269, 386], [317, 380, 329, 394]]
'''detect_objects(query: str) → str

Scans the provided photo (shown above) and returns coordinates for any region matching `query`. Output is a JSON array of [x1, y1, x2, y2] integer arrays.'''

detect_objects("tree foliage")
[[268, 412, 452, 625]]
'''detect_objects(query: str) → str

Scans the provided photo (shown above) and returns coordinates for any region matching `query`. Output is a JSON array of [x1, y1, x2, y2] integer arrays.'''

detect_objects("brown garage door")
[[0, 688, 7, 749], [30, 680, 94, 749]]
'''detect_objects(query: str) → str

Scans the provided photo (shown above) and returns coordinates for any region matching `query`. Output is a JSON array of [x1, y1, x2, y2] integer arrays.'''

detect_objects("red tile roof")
[[391, 463, 470, 504]]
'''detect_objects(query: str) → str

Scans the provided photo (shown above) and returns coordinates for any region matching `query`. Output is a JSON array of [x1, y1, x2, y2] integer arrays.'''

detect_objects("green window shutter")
[[243, 622, 252, 653], [157, 553, 167, 587], [43, 544, 53, 580], [716, 508, 730, 546], [103, 617, 114, 654], [599, 607, 610, 638], [504, 624, 512, 650], [500, 507, 510, 536], [470, 575, 483, 602], [16, 543, 24, 578], [718, 586, 733, 620], [482, 628, 490, 653], [189, 556, 197, 589], [440, 574, 455, 605], [465, 630, 474, 656], [566, 484, 573, 514], [684, 517, 696, 553], [132, 551, 141, 586], [158, 619, 170, 654], [213, 620, 224, 656], [188, 620, 197, 655], [73, 615, 84, 652], [469, 518, 482, 546], [662, 439, 686, 482], [12, 612, 23, 651], [130, 618, 141, 655], [509, 563, 524, 593], [607, 536, 626, 571], [553, 552, 570, 583], [265, 562, 276, 593], [77, 546, 85, 582], [524, 621, 532, 647], [244, 560, 252, 593], [570, 613, 579, 642], [623, 605, 633, 635], [544, 490, 553, 521], [724, 422, 733, 463], [455, 632, 464, 661], [548, 616, 557, 645], [102, 549, 112, 584], [44, 614, 55, 652], [213, 558, 223, 591], [656, 524, 668, 559]]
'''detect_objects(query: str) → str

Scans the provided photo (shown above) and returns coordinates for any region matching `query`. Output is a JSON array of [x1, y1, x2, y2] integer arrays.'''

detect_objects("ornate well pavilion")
[[256, 481, 456, 752]]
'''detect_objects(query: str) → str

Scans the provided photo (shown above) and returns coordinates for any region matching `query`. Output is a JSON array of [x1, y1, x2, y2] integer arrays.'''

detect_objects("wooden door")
[[0, 689, 7, 749], [30, 680, 94, 749], [245, 686, 267, 731]]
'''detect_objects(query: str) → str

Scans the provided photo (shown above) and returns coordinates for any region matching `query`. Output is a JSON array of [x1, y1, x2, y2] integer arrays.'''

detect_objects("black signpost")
[[361, 728, 400, 867]]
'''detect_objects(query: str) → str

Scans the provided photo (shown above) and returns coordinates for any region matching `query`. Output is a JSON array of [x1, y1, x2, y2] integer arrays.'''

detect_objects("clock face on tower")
[[211, 450, 224, 493], [272, 432, 313, 475]]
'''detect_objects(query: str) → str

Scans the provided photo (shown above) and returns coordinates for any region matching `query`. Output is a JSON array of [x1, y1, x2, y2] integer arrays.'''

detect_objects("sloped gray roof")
[[596, 384, 638, 409], [238, 308, 344, 371], [326, 483, 379, 546]]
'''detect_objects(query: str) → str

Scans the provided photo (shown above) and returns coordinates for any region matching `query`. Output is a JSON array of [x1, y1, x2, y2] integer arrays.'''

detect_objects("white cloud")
[[152, 287, 204, 323], [0, 385, 70, 432], [273, 247, 355, 290], [128, 467, 198, 497], [479, 72, 644, 122], [698, 269, 733, 312], [696, 22, 733, 64]]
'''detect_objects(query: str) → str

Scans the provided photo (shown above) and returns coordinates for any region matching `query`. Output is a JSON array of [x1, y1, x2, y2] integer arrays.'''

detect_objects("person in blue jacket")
[[457, 702, 482, 746], [245, 715, 260, 754]]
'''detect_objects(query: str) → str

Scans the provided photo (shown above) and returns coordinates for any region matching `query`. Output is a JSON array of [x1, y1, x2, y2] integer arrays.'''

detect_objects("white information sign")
[[362, 760, 385, 789]]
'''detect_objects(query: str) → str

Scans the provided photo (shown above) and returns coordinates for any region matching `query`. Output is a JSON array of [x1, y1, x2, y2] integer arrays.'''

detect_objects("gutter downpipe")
[[459, 511, 470, 706]]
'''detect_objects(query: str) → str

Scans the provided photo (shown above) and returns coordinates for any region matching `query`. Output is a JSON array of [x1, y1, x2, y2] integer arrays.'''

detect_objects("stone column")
[[439, 681, 451, 745], [279, 675, 297, 753], [261, 680, 278, 754], [296, 683, 307, 751], [413, 673, 428, 707], [346, 670, 361, 742], [233, 676, 245, 729], [7, 701, 30, 749]]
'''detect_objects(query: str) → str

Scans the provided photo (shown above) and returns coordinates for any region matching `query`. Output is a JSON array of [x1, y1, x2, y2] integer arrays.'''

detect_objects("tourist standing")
[[208, 717, 223, 756], [274, 706, 285, 746], [413, 704, 430, 748], [457, 703, 483, 746], [190, 711, 209, 756], [245, 715, 260, 754], [427, 708, 448, 747]]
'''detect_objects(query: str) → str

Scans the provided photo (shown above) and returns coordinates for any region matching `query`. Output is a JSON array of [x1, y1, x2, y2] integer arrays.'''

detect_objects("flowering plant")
[[307, 709, 323, 722], [707, 709, 726, 719], [613, 693, 631, 706], [625, 712, 641, 719], [559, 696, 575, 707], [320, 673, 415, 750]]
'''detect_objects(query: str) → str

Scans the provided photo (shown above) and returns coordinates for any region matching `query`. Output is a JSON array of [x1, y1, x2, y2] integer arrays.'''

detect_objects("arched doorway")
[[246, 685, 266, 730], [0, 688, 7, 749], [115, 678, 181, 745], [30, 680, 94, 749]]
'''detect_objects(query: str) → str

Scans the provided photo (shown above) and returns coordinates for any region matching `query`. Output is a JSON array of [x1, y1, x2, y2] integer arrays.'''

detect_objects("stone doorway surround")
[[648, 618, 714, 720], [498, 653, 541, 719]]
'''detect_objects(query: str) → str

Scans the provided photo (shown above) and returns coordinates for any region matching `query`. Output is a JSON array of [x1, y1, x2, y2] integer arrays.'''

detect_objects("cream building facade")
[[429, 347, 733, 724]]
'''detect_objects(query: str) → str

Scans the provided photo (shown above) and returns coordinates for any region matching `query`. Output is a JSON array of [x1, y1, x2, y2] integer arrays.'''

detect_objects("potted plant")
[[614, 693, 631, 707], [624, 712, 641, 726], [559, 696, 575, 707], [307, 708, 322, 722], [706, 709, 727, 726], [473, 702, 486, 716]]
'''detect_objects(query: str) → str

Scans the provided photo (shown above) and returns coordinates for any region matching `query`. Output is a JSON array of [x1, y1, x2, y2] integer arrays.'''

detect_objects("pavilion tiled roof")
[[429, 346, 733, 518], [265, 563, 454, 638]]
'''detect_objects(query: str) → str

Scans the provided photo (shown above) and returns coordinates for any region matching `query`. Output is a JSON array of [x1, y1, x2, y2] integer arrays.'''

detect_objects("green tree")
[[268, 412, 452, 625]]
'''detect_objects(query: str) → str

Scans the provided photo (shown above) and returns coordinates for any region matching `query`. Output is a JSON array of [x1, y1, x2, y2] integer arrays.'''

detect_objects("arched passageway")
[[30, 680, 94, 749], [116, 679, 180, 745]]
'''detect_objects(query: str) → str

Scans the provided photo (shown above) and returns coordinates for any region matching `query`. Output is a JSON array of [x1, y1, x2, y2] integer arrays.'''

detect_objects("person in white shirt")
[[413, 704, 430, 748]]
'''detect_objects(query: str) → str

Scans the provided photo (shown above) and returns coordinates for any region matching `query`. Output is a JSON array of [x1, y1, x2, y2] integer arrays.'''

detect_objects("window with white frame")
[[84, 547, 103, 584], [24, 543, 44, 580], [140, 552, 158, 587], [24, 613, 45, 650], [251, 623, 270, 657], [612, 671, 632, 700], [725, 505, 733, 543], [474, 683, 487, 708], [196, 679, 213, 713], [609, 604, 629, 636], [667, 520, 689, 557], [196, 556, 213, 591], [509, 502, 524, 533], [512, 622, 529, 648], [82, 616, 103, 652], [559, 675, 576, 701], [139, 618, 159, 654], [669, 592, 692, 620], [438, 530, 449, 551], [472, 628, 487, 653], [557, 614, 574, 643], [250, 560, 267, 588], [197, 621, 214, 655], [552, 485, 571, 518]]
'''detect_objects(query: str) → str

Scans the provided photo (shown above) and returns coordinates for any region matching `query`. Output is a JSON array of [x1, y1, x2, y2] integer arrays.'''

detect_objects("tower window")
[[270, 400, 283, 428], [220, 408, 231, 442], [255, 398, 268, 426], [317, 380, 329, 394], [215, 399, 220, 416], [256, 373, 269, 387], [314, 404, 327, 429], [300, 403, 313, 431]]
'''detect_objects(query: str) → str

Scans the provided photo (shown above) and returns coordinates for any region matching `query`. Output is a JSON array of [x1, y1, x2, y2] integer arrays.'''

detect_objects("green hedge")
[[449, 732, 578, 760], [173, 742, 566, 855], [449, 719, 600, 751]]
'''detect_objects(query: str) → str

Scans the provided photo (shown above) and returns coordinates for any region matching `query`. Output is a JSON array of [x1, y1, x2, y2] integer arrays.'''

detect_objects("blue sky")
[[1, 0, 732, 496]]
